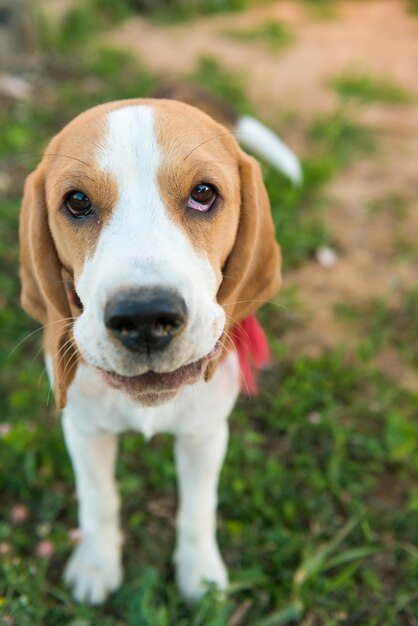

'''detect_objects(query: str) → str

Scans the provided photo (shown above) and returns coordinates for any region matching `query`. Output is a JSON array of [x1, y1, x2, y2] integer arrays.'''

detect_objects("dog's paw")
[[64, 531, 123, 604], [175, 544, 228, 603]]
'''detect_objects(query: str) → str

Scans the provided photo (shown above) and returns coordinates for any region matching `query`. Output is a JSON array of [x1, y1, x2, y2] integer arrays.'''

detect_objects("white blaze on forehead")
[[99, 105, 161, 220], [96, 104, 185, 260]]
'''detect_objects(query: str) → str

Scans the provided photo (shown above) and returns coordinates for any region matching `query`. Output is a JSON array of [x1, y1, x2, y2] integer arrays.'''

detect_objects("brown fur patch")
[[44, 108, 118, 284]]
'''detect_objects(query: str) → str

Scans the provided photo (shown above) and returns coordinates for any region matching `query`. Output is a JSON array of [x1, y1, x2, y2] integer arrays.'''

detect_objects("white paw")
[[64, 531, 123, 604], [175, 543, 228, 603]]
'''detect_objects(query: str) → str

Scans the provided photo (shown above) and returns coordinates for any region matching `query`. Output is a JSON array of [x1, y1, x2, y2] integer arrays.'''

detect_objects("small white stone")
[[316, 246, 338, 268], [0, 422, 11, 437], [308, 411, 322, 424]]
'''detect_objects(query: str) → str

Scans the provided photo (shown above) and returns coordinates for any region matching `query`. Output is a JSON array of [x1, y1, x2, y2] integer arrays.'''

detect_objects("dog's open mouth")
[[101, 343, 221, 397]]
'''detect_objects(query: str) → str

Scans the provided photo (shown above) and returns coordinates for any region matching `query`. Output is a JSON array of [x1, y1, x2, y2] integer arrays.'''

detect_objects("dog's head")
[[20, 99, 281, 408]]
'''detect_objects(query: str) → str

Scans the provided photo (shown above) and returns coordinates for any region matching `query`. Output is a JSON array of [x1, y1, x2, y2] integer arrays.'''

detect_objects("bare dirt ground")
[[109, 1, 418, 114], [108, 1, 418, 386]]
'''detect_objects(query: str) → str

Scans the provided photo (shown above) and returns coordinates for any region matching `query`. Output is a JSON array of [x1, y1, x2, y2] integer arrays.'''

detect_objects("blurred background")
[[1, 1, 418, 624]]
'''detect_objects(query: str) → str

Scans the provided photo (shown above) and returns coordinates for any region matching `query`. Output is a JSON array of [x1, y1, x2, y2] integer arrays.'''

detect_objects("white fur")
[[63, 104, 240, 604], [236, 115, 302, 185], [63, 351, 240, 603]]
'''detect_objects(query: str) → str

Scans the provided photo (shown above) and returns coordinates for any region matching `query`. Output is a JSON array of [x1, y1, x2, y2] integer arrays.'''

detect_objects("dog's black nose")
[[104, 289, 187, 353]]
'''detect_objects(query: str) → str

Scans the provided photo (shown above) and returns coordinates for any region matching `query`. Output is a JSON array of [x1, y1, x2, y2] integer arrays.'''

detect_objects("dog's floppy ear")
[[217, 151, 281, 328], [19, 165, 77, 409]]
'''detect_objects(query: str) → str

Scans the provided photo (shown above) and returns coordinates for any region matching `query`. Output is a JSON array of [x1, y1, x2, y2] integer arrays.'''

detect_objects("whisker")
[[43, 153, 92, 167], [29, 320, 75, 386], [241, 371, 252, 398], [0, 152, 95, 173], [217, 341, 236, 368], [223, 297, 298, 315], [185, 160, 231, 178], [224, 313, 252, 344], [46, 334, 79, 407], [42, 318, 71, 400], [37, 364, 48, 389], [8, 317, 77, 358], [222, 315, 264, 397], [46, 175, 97, 195], [46, 170, 97, 184], [182, 132, 237, 162], [31, 342, 48, 367], [46, 177, 94, 195], [225, 313, 251, 352], [59, 337, 77, 374], [62, 343, 80, 386], [46, 384, 52, 408], [182, 129, 273, 163], [56, 335, 77, 373], [224, 335, 252, 397]]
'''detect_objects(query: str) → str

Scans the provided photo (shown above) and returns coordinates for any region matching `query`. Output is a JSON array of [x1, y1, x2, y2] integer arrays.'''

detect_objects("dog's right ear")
[[19, 165, 77, 408]]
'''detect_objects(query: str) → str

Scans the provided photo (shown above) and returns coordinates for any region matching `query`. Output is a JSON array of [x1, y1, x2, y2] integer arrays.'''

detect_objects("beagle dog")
[[19, 93, 300, 604]]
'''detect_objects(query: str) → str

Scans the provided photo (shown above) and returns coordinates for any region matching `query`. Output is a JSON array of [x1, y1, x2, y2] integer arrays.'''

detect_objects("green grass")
[[38, 0, 254, 50], [310, 109, 377, 167], [54, 0, 257, 27], [332, 71, 414, 105], [148, 0, 253, 23], [336, 286, 418, 373], [362, 192, 418, 262], [3, 345, 418, 624], [365, 192, 411, 218], [300, 0, 338, 20], [2, 9, 418, 625], [189, 55, 251, 115], [409, 0, 418, 15], [264, 159, 330, 269], [34, 1, 133, 53], [223, 20, 294, 51]]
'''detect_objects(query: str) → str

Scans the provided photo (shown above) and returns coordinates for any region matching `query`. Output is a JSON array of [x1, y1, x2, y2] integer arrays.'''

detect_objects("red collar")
[[230, 314, 270, 395]]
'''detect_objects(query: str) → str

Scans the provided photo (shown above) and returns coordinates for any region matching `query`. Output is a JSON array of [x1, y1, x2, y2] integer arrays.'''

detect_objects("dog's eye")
[[187, 183, 217, 212], [65, 191, 93, 218]]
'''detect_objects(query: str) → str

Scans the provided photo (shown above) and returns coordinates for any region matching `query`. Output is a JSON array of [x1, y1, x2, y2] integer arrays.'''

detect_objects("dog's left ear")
[[217, 151, 281, 328], [20, 165, 77, 409]]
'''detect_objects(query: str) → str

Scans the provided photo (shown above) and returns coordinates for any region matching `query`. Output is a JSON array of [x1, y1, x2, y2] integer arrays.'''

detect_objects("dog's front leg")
[[174, 420, 229, 602], [62, 414, 123, 604]]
